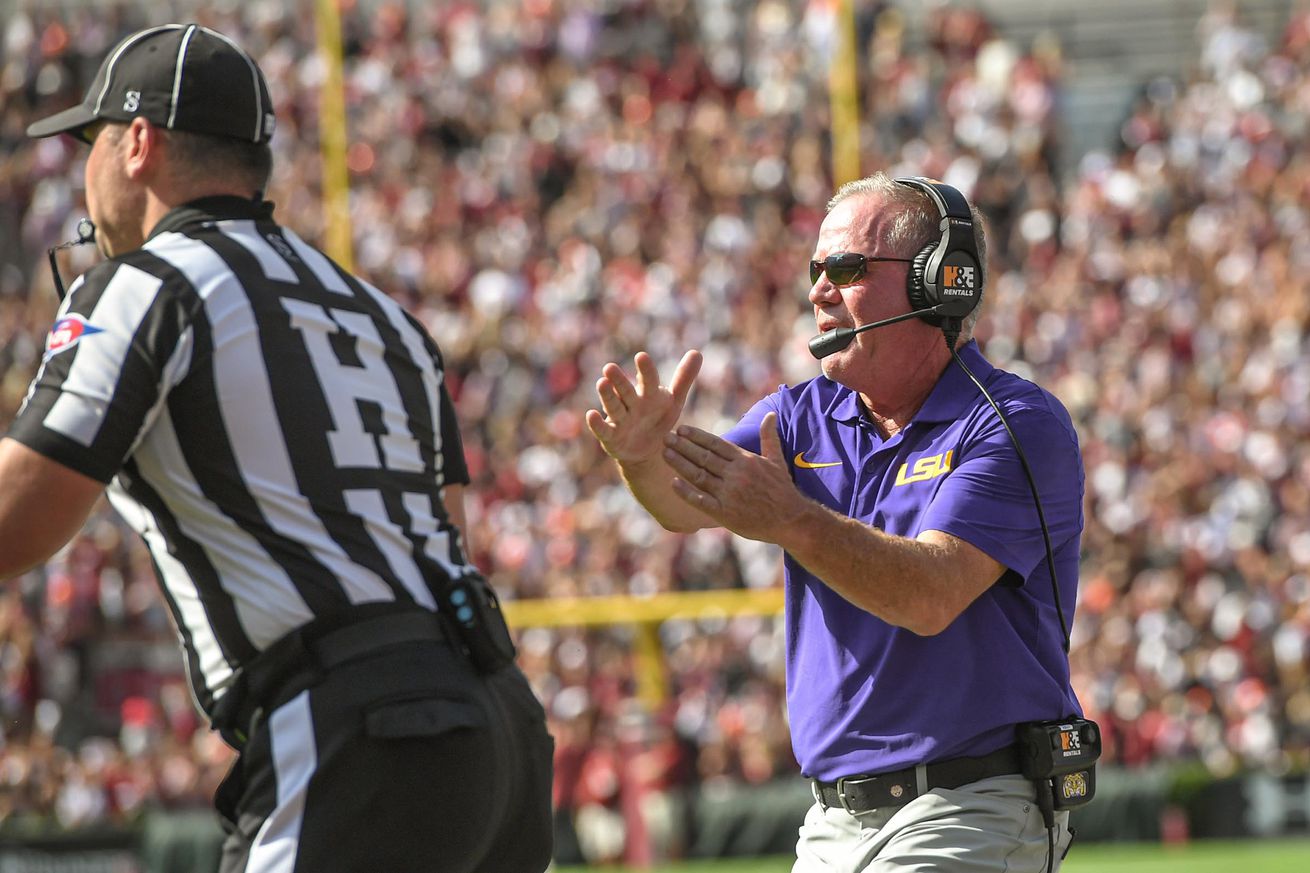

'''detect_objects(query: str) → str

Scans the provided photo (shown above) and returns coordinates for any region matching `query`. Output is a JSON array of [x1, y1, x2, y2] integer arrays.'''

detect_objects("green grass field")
[[555, 838, 1310, 872]]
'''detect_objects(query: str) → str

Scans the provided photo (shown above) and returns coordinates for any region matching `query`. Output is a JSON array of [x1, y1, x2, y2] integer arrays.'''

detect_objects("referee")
[[5, 24, 553, 873]]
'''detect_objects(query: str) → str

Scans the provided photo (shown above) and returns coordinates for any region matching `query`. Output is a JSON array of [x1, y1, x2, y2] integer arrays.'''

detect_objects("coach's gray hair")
[[828, 172, 988, 337]]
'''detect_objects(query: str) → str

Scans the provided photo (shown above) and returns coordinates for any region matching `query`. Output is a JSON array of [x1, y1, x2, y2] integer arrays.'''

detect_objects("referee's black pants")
[[215, 639, 554, 873]]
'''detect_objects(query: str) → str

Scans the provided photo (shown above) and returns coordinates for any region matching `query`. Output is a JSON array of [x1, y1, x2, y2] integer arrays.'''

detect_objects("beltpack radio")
[[1018, 718, 1101, 810]]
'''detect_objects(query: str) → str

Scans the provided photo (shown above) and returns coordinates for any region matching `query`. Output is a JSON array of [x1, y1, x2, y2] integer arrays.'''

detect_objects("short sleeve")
[[6, 258, 196, 483], [722, 393, 785, 454], [919, 403, 1084, 581], [437, 379, 469, 486]]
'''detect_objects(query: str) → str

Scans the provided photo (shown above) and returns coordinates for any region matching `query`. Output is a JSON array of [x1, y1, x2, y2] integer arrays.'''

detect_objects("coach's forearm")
[[773, 501, 978, 635], [617, 454, 717, 534]]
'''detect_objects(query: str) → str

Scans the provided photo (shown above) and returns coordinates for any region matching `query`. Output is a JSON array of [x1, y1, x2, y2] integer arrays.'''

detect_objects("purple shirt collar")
[[826, 339, 994, 427]]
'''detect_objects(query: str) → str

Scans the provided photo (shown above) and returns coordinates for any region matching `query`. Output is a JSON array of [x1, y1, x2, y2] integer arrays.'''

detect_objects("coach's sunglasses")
[[809, 252, 912, 287]]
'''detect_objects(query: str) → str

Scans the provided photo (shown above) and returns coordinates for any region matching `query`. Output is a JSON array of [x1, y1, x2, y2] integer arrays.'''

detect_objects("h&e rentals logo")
[[943, 265, 975, 296]]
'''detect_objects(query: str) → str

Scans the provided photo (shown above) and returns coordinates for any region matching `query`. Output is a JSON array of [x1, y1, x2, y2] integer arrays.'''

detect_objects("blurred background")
[[2, 0, 1309, 869]]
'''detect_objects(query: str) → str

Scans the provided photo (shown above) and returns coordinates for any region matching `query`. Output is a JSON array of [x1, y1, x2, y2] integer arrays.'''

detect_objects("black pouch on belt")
[[442, 571, 517, 674], [1018, 717, 1101, 809]]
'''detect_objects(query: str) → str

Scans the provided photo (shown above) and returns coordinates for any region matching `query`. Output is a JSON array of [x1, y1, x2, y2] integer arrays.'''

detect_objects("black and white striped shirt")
[[9, 197, 471, 716]]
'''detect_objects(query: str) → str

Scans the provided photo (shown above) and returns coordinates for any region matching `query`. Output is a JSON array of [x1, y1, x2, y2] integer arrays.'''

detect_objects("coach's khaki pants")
[[793, 775, 1074, 873]]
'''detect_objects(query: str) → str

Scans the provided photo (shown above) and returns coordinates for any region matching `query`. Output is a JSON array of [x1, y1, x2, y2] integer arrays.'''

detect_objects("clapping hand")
[[662, 412, 806, 544], [585, 350, 702, 466]]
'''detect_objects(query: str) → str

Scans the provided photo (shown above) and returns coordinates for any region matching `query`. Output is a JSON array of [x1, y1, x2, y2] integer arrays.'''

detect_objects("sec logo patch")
[[45, 314, 104, 359]]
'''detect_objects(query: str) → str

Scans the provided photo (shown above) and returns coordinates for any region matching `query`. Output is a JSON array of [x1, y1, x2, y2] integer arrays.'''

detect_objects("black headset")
[[894, 177, 983, 327]]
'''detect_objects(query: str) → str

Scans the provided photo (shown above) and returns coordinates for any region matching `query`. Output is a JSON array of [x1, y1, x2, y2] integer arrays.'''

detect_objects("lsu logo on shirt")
[[894, 450, 953, 486], [44, 314, 104, 360]]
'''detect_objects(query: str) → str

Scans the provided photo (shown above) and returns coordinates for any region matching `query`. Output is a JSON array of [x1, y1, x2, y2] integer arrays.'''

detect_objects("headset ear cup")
[[907, 245, 943, 325]]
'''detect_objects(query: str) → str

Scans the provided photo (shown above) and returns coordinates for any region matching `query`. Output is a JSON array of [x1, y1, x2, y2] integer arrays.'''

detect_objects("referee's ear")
[[121, 117, 166, 183]]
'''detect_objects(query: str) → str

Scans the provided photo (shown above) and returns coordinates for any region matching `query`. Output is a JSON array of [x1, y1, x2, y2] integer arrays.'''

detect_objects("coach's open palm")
[[586, 350, 702, 465]]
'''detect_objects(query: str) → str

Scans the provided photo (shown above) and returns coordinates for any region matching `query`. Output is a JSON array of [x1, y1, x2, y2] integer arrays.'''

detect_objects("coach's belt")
[[811, 743, 1023, 814]]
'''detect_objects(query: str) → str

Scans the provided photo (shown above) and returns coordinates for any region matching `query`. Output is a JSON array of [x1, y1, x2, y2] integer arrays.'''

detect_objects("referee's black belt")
[[213, 604, 451, 746], [295, 607, 450, 672], [811, 743, 1023, 814]]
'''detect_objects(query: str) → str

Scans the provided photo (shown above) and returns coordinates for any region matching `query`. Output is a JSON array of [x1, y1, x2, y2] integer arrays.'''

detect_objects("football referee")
[[5, 24, 553, 873]]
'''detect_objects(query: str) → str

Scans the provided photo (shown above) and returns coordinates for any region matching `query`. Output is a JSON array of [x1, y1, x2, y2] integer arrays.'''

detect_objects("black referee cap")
[[27, 24, 275, 145]]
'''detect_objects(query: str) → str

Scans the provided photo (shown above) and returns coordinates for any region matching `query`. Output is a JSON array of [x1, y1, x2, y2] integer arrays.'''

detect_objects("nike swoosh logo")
[[794, 452, 842, 469]]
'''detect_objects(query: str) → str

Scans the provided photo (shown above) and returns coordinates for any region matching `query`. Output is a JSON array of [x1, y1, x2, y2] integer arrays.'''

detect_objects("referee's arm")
[[444, 484, 470, 556], [0, 438, 104, 580]]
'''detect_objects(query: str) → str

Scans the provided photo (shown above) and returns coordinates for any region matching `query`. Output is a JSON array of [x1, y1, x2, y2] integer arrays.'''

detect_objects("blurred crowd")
[[1, 0, 1308, 864]]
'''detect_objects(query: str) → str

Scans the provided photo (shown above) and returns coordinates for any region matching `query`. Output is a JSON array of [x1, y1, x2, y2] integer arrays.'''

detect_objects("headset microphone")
[[808, 304, 951, 360], [46, 218, 97, 301]]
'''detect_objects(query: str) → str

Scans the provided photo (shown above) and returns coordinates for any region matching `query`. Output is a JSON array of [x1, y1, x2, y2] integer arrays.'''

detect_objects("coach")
[[4, 24, 552, 873], [588, 174, 1088, 871]]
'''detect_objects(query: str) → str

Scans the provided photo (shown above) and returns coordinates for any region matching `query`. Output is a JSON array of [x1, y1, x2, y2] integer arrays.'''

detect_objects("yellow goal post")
[[503, 588, 785, 709]]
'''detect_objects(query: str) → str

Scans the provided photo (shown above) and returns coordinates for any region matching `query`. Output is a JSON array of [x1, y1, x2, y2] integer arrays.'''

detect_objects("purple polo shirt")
[[723, 341, 1085, 781]]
